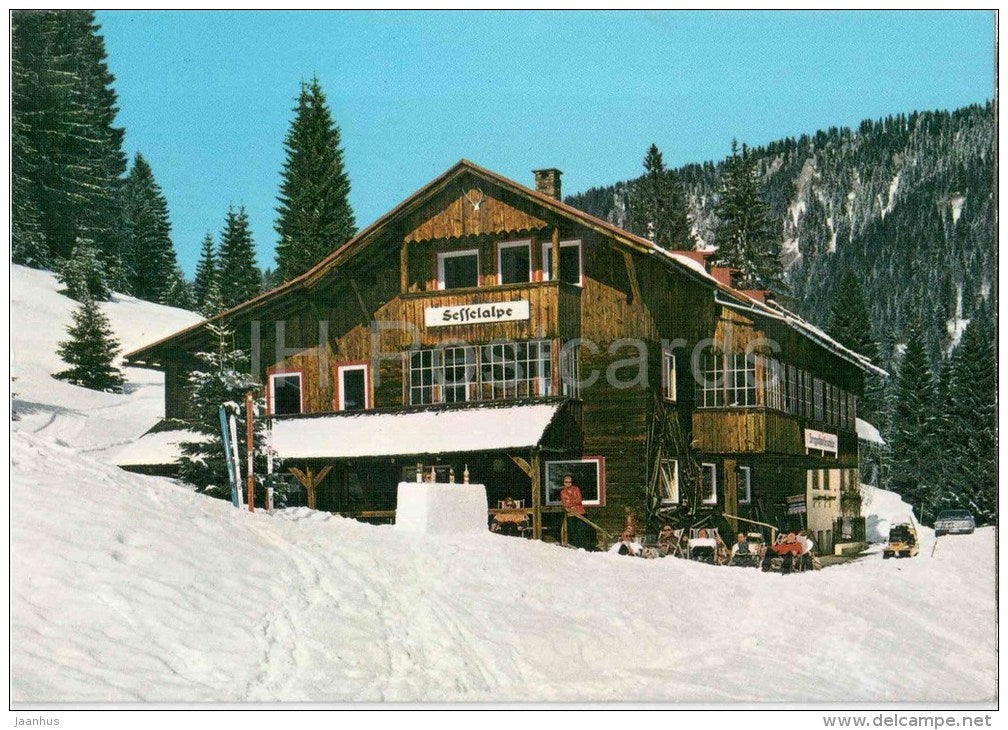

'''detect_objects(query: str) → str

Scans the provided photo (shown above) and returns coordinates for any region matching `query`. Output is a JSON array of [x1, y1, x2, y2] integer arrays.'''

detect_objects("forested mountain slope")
[[567, 103, 995, 368]]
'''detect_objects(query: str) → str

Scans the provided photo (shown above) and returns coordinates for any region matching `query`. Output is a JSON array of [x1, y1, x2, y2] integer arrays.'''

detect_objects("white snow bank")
[[862, 484, 918, 544], [855, 418, 885, 446], [269, 403, 561, 459], [10, 425, 996, 703], [395, 482, 489, 534], [113, 429, 208, 466]]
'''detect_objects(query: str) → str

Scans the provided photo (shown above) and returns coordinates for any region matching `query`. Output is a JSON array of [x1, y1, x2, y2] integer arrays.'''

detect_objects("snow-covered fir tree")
[[177, 320, 265, 500], [625, 144, 691, 250], [123, 152, 182, 303], [274, 76, 356, 282], [58, 239, 111, 302], [217, 207, 260, 310], [888, 326, 938, 514], [162, 265, 196, 311], [712, 140, 785, 292], [54, 297, 124, 392], [942, 305, 996, 522], [11, 11, 128, 280], [193, 232, 218, 312], [828, 267, 884, 424]]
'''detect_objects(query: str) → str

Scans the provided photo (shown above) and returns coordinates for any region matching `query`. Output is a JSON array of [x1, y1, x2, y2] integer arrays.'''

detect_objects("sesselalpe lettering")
[[441, 305, 514, 323]]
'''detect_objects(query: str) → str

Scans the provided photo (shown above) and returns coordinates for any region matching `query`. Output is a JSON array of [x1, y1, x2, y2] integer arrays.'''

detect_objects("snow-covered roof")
[[269, 402, 563, 459], [113, 429, 208, 466], [856, 418, 886, 446]]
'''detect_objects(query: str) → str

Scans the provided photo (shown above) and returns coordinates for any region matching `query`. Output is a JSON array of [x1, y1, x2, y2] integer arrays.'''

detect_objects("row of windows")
[[409, 341, 581, 405], [437, 239, 583, 290], [695, 351, 858, 430], [268, 363, 370, 416], [658, 461, 751, 506]]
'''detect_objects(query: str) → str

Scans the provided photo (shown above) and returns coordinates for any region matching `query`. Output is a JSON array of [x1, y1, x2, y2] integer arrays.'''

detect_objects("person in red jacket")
[[559, 474, 594, 550]]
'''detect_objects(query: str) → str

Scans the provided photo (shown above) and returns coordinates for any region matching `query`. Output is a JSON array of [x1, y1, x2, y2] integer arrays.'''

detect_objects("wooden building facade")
[[126, 160, 884, 550]]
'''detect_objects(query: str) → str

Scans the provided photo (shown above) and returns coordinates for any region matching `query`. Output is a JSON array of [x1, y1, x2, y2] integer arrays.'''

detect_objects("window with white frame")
[[560, 342, 581, 398], [269, 372, 303, 415], [542, 239, 583, 286], [787, 364, 799, 415], [737, 465, 752, 504], [698, 350, 725, 407], [437, 249, 479, 290], [480, 340, 552, 400], [763, 356, 783, 411], [800, 370, 813, 418], [497, 240, 531, 285], [337, 364, 369, 411], [544, 457, 604, 506], [662, 349, 677, 401], [659, 459, 679, 504], [727, 352, 757, 407], [813, 377, 824, 422], [408, 346, 477, 405], [701, 463, 717, 504]]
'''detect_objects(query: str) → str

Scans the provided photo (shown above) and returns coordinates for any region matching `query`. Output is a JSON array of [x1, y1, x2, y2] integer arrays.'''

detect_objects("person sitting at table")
[[493, 496, 523, 536], [609, 528, 644, 557], [731, 532, 751, 561]]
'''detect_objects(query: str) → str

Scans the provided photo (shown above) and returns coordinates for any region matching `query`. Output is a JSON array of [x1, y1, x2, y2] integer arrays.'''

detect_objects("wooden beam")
[[400, 241, 409, 293], [509, 455, 533, 479], [530, 449, 543, 540], [288, 465, 332, 510], [550, 227, 561, 283], [621, 249, 642, 305], [348, 277, 372, 326]]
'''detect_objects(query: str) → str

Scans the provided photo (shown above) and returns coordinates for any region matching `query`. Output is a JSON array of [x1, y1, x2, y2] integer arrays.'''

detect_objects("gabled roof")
[[125, 159, 886, 376]]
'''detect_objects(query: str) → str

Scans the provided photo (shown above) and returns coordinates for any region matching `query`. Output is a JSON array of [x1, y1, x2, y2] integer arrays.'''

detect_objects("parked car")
[[883, 523, 919, 559], [934, 509, 975, 536]]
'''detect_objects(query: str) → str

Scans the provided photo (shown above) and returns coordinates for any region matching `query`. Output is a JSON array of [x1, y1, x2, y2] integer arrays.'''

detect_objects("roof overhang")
[[269, 401, 564, 460]]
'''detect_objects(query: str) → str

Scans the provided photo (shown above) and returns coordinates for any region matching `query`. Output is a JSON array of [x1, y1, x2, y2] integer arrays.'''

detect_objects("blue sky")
[[96, 10, 995, 278]]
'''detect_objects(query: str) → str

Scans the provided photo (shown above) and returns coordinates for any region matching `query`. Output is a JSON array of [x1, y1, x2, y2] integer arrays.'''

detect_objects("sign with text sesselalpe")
[[804, 428, 839, 455], [424, 299, 531, 328]]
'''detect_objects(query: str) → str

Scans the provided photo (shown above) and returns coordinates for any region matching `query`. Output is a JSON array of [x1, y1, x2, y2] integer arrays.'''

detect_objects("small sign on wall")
[[424, 299, 531, 328], [804, 428, 838, 455]]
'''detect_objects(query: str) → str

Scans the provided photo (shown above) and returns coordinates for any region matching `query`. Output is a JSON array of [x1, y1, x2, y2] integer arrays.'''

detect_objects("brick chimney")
[[533, 168, 563, 201]]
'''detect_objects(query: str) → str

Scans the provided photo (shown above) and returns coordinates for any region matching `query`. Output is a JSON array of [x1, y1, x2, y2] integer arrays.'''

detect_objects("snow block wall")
[[395, 482, 489, 534]]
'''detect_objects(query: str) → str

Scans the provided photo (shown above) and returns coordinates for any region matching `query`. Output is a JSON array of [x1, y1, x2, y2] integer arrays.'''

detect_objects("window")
[[659, 459, 679, 504], [480, 340, 551, 400], [336, 363, 370, 411], [409, 346, 477, 405], [497, 240, 531, 285], [542, 239, 583, 286], [701, 463, 717, 505], [800, 370, 813, 418], [763, 357, 782, 411], [698, 350, 725, 407], [544, 457, 604, 506], [824, 383, 836, 426], [560, 342, 581, 398], [813, 378, 824, 422], [662, 349, 677, 401], [737, 465, 751, 504], [727, 352, 757, 407], [269, 372, 303, 415], [787, 365, 799, 415], [437, 249, 479, 290]]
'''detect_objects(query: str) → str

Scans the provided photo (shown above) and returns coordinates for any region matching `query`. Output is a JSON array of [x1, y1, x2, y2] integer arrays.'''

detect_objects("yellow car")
[[883, 523, 919, 559]]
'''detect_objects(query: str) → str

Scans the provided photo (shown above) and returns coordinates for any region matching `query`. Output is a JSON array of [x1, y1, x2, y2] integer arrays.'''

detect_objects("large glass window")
[[543, 240, 583, 286], [560, 342, 581, 398], [438, 249, 479, 290], [408, 341, 554, 405], [498, 240, 531, 285], [544, 458, 604, 506], [659, 459, 679, 504], [813, 378, 824, 422], [269, 372, 302, 415], [480, 341, 551, 399], [698, 350, 725, 407], [728, 353, 757, 407], [409, 346, 477, 405]]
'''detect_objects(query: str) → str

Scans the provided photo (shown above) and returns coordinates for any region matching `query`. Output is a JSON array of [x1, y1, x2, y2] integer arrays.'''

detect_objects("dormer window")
[[437, 249, 479, 290], [497, 240, 531, 285]]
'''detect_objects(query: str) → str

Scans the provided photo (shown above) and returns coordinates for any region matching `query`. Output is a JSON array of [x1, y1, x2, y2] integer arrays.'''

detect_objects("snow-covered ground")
[[9, 265, 998, 704]]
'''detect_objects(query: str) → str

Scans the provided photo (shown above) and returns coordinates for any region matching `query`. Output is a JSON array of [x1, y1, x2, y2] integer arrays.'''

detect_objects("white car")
[[934, 510, 975, 536]]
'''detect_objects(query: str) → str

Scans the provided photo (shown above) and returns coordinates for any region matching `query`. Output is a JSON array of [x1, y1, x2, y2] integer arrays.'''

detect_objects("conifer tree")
[[274, 77, 357, 282], [943, 305, 996, 522], [58, 239, 111, 302], [11, 11, 128, 275], [626, 144, 691, 249], [193, 232, 218, 311], [828, 267, 884, 423], [123, 152, 179, 302], [162, 265, 196, 311], [54, 297, 124, 392], [888, 326, 937, 512], [712, 140, 785, 292], [217, 207, 261, 309], [177, 320, 264, 499]]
